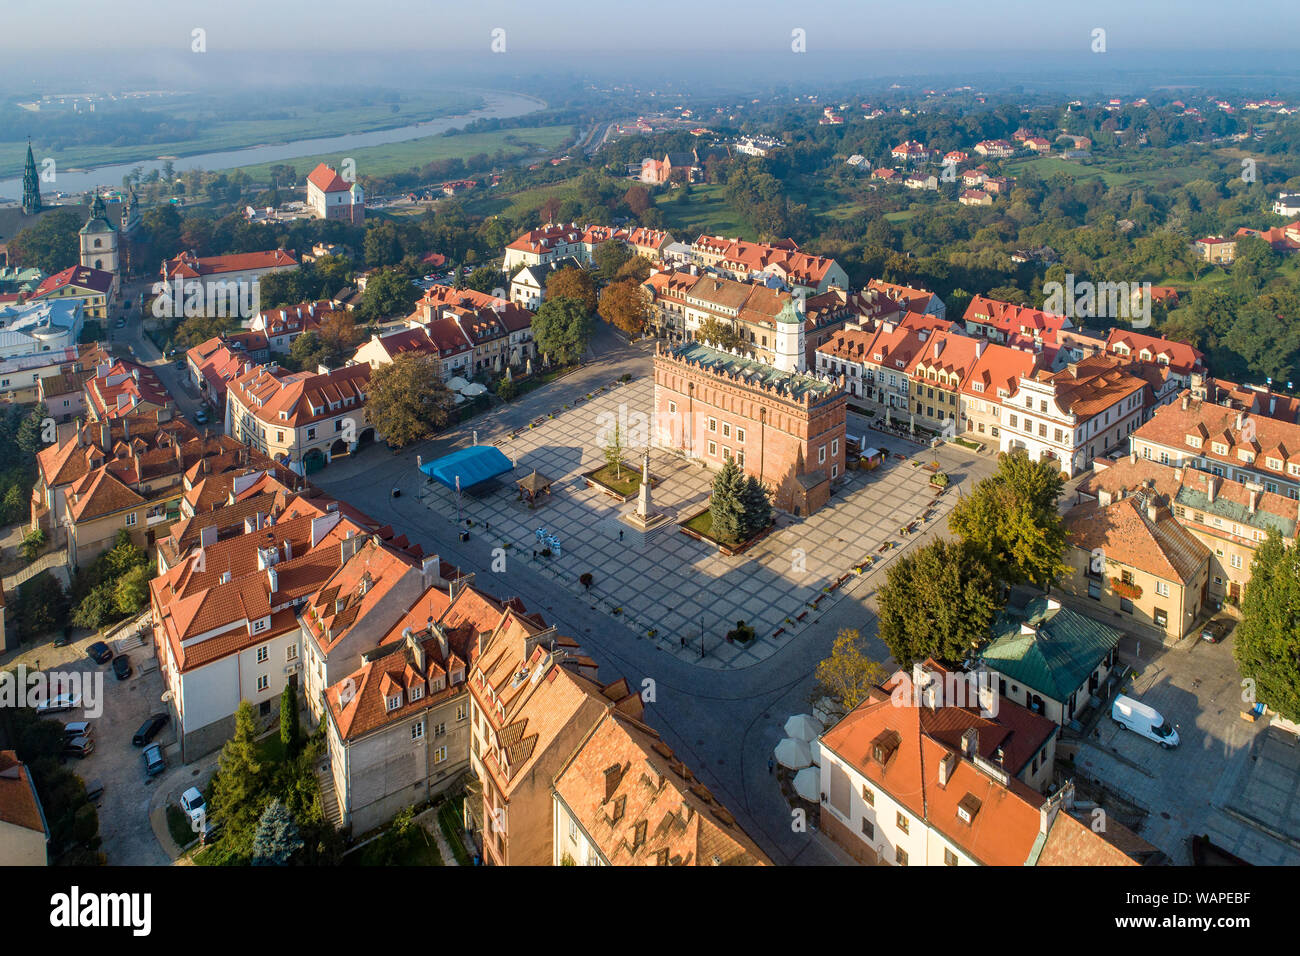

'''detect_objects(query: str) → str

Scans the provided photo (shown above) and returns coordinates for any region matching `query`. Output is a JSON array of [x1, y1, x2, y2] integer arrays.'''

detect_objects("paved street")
[[1075, 632, 1300, 865], [312, 335, 996, 863]]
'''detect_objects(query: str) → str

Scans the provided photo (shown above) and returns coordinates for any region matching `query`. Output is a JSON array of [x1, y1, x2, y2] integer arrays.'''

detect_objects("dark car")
[[54, 625, 74, 648], [63, 735, 95, 759], [1201, 619, 1234, 643], [112, 655, 132, 680], [87, 641, 112, 664], [143, 743, 166, 777], [133, 712, 169, 746], [63, 720, 93, 740]]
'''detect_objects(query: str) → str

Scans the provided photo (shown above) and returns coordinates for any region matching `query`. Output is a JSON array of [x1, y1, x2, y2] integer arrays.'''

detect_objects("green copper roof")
[[775, 300, 803, 325], [980, 597, 1121, 703], [1175, 486, 1296, 539], [669, 341, 838, 402]]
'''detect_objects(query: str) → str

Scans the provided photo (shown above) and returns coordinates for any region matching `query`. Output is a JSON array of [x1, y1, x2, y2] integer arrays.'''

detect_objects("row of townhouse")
[[225, 362, 375, 476], [690, 234, 848, 294], [502, 223, 673, 273], [387, 285, 536, 379], [31, 410, 285, 566], [816, 297, 1197, 475]]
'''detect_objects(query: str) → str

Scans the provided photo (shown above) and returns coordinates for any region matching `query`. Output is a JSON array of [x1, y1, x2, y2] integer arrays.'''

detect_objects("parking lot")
[[42, 641, 174, 866], [1073, 629, 1300, 865]]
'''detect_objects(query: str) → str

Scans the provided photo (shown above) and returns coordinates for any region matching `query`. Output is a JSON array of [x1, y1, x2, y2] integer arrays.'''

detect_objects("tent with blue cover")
[[420, 445, 514, 491]]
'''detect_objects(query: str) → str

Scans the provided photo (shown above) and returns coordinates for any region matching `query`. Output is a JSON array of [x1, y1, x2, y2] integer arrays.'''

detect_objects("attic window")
[[957, 793, 982, 824], [385, 693, 402, 712], [409, 684, 424, 701], [871, 730, 901, 767]]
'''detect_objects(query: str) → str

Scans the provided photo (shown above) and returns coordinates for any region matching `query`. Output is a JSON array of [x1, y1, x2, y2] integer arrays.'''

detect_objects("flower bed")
[[678, 509, 775, 555]]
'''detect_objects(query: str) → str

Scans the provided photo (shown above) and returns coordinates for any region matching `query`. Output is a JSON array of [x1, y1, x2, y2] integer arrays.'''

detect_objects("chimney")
[[1181, 393, 1189, 411], [975, 339, 986, 358], [432, 619, 448, 661], [407, 628, 425, 672], [1174, 466, 1184, 482], [1207, 475, 1217, 503], [1147, 499, 1159, 523], [421, 554, 440, 589], [99, 421, 111, 449], [267, 566, 278, 593], [1249, 488, 1258, 514], [1130, 451, 1137, 465], [960, 728, 978, 759], [1235, 411, 1245, 431], [938, 751, 956, 787]]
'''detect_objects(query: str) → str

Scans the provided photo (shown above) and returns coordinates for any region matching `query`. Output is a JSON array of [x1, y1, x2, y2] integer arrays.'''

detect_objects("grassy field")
[[463, 175, 582, 218], [657, 183, 753, 239], [232, 125, 575, 184], [0, 90, 485, 179], [1003, 154, 1223, 187]]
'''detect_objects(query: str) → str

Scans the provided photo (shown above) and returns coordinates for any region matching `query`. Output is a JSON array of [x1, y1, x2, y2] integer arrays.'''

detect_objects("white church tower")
[[79, 194, 119, 279], [772, 297, 806, 373]]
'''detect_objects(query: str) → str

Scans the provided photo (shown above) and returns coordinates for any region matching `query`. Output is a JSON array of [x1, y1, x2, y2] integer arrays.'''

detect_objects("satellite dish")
[[161, 691, 173, 702]]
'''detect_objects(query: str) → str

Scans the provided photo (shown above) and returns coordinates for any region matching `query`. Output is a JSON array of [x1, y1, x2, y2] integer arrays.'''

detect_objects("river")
[[0, 89, 544, 200]]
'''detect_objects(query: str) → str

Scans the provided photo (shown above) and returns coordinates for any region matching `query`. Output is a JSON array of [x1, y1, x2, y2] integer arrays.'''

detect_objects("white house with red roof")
[[306, 162, 364, 225]]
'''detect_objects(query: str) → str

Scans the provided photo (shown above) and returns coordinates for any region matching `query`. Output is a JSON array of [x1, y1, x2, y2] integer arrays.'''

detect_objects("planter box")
[[678, 509, 775, 556]]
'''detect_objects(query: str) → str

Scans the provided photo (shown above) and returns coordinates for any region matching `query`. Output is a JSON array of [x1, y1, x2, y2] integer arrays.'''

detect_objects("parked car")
[[62, 735, 95, 759], [193, 408, 209, 424], [1201, 618, 1234, 643], [1112, 694, 1180, 749], [63, 720, 93, 740], [143, 743, 166, 777], [36, 693, 83, 715], [180, 787, 207, 830], [112, 655, 132, 680], [87, 641, 113, 664], [53, 625, 74, 648], [133, 712, 169, 746], [84, 779, 105, 804]]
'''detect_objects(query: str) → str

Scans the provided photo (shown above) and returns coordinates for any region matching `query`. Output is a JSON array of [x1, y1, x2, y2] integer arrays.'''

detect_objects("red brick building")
[[653, 342, 847, 516]]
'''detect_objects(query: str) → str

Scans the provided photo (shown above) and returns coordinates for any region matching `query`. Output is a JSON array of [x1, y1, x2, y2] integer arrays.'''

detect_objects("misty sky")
[[4, 0, 1299, 54]]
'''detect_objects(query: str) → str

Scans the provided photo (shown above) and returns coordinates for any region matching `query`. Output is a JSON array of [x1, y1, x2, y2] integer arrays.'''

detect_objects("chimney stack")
[[938, 751, 956, 787], [1249, 488, 1258, 514], [1207, 475, 1217, 503], [960, 728, 978, 759], [1181, 393, 1189, 411]]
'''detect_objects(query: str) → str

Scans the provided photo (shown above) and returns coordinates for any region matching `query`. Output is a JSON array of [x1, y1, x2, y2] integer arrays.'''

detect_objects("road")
[[310, 325, 995, 864]]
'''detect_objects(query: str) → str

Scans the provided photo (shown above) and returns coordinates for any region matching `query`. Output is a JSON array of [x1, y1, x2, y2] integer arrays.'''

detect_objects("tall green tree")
[[740, 475, 772, 537], [603, 422, 625, 479], [947, 449, 1068, 589], [279, 684, 300, 756], [1235, 531, 1300, 722], [876, 538, 1003, 668], [708, 458, 748, 543], [210, 701, 268, 850], [532, 296, 594, 365], [366, 353, 455, 448]]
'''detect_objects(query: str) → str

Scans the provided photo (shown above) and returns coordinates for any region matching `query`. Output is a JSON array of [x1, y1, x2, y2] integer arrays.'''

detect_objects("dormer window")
[[409, 684, 424, 702], [1267, 457, 1283, 471], [1238, 449, 1255, 463], [1212, 442, 1228, 455], [385, 693, 403, 712], [1186, 435, 1202, 448]]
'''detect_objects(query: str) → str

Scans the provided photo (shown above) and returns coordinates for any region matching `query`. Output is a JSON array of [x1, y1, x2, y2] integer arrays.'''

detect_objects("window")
[[434, 722, 446, 737], [276, 431, 284, 443], [456, 704, 467, 721], [668, 401, 677, 414], [861, 818, 875, 839], [895, 846, 909, 866], [1231, 554, 1243, 570], [736, 428, 745, 443], [385, 694, 402, 711], [1154, 609, 1168, 628], [944, 848, 958, 866], [708, 418, 717, 432], [124, 513, 137, 527], [707, 440, 717, 457], [411, 721, 425, 740], [433, 746, 448, 764], [257, 675, 269, 692], [287, 645, 298, 661], [1088, 579, 1102, 600], [307, 427, 317, 440], [257, 646, 269, 663], [569, 818, 579, 842], [409, 684, 424, 701], [896, 812, 909, 835], [831, 438, 839, 457], [722, 423, 730, 437], [862, 785, 874, 805], [818, 446, 826, 464], [1120, 597, 1134, 615], [1155, 581, 1170, 597]]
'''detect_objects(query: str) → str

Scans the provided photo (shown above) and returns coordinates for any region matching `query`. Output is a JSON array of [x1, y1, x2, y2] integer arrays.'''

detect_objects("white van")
[[1112, 694, 1180, 749]]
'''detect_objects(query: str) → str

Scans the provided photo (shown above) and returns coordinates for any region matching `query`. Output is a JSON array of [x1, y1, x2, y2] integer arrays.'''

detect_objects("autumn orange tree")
[[598, 279, 650, 335], [545, 267, 597, 315]]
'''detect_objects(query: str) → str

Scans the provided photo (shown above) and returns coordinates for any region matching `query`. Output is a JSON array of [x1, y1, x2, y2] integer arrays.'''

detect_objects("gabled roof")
[[0, 751, 46, 837], [307, 163, 350, 193], [1065, 495, 1210, 584]]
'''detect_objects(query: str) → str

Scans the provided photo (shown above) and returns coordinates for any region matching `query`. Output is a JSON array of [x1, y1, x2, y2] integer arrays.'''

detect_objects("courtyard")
[[416, 374, 982, 668]]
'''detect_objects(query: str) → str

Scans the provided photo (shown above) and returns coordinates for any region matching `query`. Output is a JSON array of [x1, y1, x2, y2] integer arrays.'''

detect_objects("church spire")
[[22, 140, 42, 216]]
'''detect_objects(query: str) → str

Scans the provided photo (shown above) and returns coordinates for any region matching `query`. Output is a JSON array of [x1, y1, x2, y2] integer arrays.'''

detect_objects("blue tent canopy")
[[420, 445, 513, 490]]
